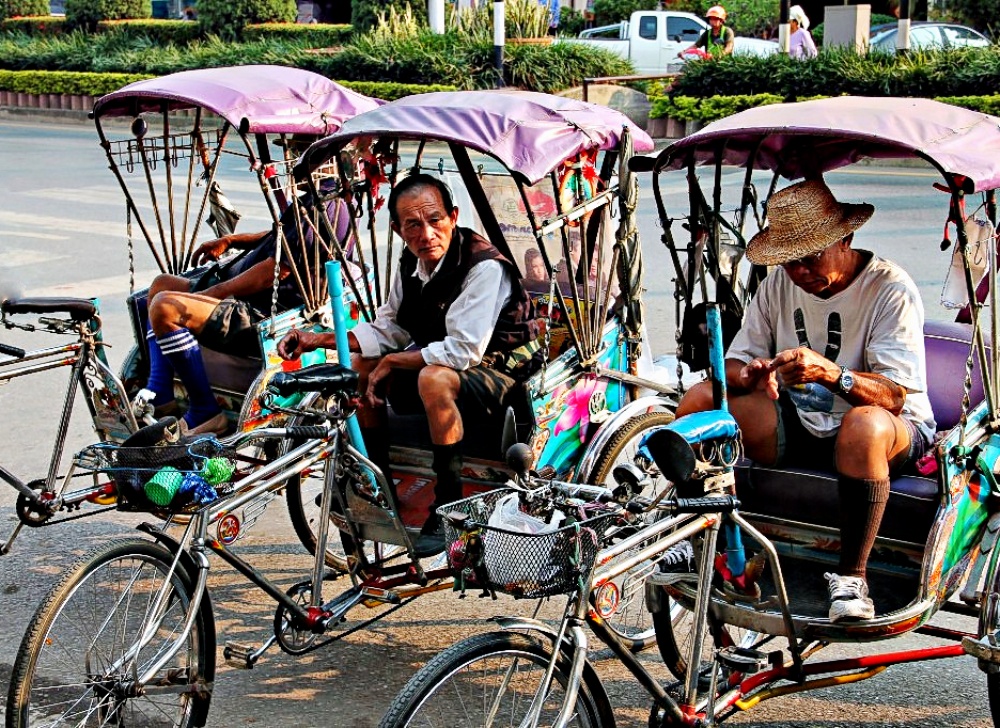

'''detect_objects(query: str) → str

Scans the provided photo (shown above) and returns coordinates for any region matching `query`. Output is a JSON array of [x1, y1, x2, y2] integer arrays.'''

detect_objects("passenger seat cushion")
[[923, 320, 989, 432], [735, 462, 939, 545]]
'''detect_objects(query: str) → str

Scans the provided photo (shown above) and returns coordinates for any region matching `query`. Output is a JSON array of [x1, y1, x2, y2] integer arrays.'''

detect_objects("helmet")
[[706, 5, 727, 21]]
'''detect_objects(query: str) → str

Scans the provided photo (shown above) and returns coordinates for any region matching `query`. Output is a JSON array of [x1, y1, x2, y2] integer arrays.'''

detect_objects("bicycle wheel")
[[586, 410, 675, 651], [6, 537, 215, 728], [652, 586, 762, 683], [978, 551, 1000, 726], [378, 631, 614, 728], [284, 437, 404, 574]]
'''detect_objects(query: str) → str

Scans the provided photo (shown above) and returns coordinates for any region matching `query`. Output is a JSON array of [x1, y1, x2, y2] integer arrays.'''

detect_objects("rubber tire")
[[6, 537, 214, 728], [377, 631, 614, 728], [652, 588, 760, 684], [586, 410, 676, 652], [977, 550, 1000, 726]]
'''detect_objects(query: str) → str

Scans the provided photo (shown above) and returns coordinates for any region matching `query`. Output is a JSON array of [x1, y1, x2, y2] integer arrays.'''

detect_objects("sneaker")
[[179, 411, 229, 437], [825, 572, 875, 622], [413, 512, 446, 558], [647, 540, 696, 586]]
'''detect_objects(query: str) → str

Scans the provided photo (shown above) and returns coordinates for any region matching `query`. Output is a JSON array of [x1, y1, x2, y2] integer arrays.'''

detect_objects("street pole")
[[897, 0, 911, 54], [777, 0, 790, 54], [429, 0, 445, 34], [494, 0, 505, 88]]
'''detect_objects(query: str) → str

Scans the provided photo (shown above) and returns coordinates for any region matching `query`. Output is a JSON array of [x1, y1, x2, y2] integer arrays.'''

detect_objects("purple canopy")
[[94, 65, 381, 135], [635, 96, 1000, 193], [301, 90, 654, 184]]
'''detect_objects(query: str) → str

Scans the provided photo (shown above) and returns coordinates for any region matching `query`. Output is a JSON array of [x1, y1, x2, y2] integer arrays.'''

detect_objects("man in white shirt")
[[278, 174, 541, 555], [676, 178, 934, 622]]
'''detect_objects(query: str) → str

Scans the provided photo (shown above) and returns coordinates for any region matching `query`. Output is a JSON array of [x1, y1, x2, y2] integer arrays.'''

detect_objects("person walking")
[[788, 5, 818, 59]]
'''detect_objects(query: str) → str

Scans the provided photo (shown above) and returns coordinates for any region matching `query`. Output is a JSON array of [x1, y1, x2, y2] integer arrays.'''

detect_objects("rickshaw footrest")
[[716, 646, 775, 674]]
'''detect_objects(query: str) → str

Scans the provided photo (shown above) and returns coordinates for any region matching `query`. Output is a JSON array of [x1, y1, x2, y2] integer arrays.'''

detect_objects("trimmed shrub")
[[351, 0, 426, 34], [97, 18, 203, 43], [0, 68, 152, 93], [559, 7, 585, 36], [337, 80, 457, 101], [1, 16, 67, 34], [650, 93, 784, 121], [244, 22, 352, 46], [2, 0, 49, 20], [197, 0, 295, 40], [65, 0, 151, 31]]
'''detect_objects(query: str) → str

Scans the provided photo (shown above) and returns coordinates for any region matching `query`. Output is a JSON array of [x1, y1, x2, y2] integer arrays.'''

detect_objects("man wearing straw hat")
[[675, 178, 935, 622]]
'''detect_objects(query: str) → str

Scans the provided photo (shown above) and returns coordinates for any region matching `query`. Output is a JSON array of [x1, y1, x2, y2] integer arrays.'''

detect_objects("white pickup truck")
[[562, 10, 778, 74]]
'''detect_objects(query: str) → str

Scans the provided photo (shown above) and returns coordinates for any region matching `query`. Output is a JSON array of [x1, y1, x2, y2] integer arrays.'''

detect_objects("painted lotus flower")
[[554, 375, 605, 444]]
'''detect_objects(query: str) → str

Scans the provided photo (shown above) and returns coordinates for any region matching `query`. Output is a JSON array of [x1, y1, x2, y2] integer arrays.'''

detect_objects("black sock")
[[432, 442, 463, 507], [361, 426, 395, 499]]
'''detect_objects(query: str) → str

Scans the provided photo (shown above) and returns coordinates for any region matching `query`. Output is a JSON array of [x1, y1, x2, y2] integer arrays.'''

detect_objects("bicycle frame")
[[0, 307, 138, 553]]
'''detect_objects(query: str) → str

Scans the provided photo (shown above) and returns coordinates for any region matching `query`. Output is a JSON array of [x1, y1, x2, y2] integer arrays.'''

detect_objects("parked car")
[[869, 21, 990, 53], [564, 10, 775, 74]]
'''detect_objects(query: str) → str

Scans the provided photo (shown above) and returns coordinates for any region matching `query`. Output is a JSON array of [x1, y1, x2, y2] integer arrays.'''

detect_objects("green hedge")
[[243, 22, 351, 45], [96, 18, 203, 43], [0, 68, 453, 101], [0, 68, 152, 93], [670, 46, 1000, 99], [66, 0, 150, 31], [197, 0, 295, 40], [1, 16, 66, 34], [650, 93, 1000, 123], [2, 0, 49, 20]]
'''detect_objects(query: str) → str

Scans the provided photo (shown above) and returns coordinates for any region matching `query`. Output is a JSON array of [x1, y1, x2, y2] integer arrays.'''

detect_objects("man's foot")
[[825, 572, 875, 622], [179, 411, 229, 437], [647, 540, 696, 586], [413, 512, 446, 558], [153, 400, 181, 419]]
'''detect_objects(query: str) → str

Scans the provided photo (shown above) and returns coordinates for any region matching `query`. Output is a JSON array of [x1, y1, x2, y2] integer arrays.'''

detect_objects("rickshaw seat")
[[200, 347, 262, 394], [735, 319, 989, 548], [2, 296, 97, 322]]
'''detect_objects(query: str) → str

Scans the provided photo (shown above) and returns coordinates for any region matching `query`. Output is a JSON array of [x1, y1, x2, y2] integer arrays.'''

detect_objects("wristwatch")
[[838, 366, 855, 395]]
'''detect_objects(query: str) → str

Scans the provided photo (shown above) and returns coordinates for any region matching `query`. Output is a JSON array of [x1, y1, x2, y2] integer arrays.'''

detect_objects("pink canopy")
[[301, 90, 654, 184], [93, 65, 381, 136], [634, 96, 1000, 193]]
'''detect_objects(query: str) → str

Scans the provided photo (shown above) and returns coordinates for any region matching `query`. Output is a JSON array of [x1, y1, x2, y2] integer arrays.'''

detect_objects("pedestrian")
[[788, 5, 818, 59]]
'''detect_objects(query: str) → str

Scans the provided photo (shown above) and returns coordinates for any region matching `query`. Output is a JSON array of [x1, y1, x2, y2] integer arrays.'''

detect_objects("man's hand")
[[277, 328, 324, 361], [192, 237, 230, 267], [365, 356, 394, 408], [738, 357, 779, 400], [767, 347, 839, 390]]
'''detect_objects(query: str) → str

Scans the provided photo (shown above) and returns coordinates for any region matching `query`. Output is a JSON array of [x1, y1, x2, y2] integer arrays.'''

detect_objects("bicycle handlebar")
[[0, 342, 25, 358]]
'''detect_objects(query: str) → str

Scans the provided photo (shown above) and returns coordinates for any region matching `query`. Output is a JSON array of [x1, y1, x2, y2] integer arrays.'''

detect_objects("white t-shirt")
[[727, 252, 936, 442]]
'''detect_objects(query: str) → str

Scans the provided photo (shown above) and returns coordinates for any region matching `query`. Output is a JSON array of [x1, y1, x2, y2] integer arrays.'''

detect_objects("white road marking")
[[26, 271, 158, 298], [0, 249, 69, 268], [1, 231, 69, 241]]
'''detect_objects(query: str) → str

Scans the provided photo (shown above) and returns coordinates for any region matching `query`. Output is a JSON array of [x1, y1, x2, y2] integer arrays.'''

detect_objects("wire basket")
[[439, 488, 621, 599], [81, 438, 237, 513]]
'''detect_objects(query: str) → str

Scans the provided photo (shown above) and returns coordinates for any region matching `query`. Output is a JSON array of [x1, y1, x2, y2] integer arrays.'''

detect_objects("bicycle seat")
[[2, 296, 97, 322], [269, 363, 359, 397], [638, 410, 740, 482]]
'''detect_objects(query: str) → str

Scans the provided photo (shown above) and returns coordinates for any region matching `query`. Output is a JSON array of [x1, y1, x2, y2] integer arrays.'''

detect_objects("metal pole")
[[897, 0, 911, 53], [777, 0, 790, 54], [494, 0, 505, 88], [429, 0, 445, 33]]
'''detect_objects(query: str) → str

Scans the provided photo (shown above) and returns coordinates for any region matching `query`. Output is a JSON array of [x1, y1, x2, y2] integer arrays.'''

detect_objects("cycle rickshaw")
[[0, 66, 381, 553], [5, 87, 684, 728], [377, 96, 1000, 726]]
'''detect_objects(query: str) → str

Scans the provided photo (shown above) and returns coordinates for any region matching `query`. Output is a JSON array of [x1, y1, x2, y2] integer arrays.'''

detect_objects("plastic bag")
[[487, 492, 558, 535], [941, 217, 993, 309]]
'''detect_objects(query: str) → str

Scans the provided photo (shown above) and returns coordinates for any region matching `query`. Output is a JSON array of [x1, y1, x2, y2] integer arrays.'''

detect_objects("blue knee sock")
[[156, 329, 221, 427], [145, 327, 175, 407]]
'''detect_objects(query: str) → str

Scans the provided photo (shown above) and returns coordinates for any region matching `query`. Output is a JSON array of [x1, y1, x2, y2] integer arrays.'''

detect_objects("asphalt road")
[[0, 116, 994, 727]]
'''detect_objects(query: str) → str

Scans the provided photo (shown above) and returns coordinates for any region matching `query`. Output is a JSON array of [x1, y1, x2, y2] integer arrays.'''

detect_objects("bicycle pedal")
[[223, 642, 260, 669], [715, 646, 776, 674]]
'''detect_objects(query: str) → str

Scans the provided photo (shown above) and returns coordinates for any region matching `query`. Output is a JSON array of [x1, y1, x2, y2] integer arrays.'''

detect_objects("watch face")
[[840, 368, 854, 393]]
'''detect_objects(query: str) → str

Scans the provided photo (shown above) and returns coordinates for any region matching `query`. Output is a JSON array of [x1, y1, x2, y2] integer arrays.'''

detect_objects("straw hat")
[[746, 179, 874, 266]]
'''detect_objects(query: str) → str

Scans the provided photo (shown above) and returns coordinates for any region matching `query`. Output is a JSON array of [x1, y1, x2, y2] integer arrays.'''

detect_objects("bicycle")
[[0, 296, 152, 554]]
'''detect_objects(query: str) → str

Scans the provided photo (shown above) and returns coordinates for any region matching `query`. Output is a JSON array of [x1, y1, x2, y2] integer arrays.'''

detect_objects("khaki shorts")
[[199, 299, 264, 357]]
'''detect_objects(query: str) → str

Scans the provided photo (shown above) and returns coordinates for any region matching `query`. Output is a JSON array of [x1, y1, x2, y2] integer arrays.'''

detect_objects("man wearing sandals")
[[674, 178, 935, 622], [277, 173, 542, 557]]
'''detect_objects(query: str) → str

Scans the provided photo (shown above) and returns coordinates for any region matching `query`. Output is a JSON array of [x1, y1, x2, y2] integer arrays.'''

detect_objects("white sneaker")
[[825, 572, 875, 622], [647, 540, 696, 586]]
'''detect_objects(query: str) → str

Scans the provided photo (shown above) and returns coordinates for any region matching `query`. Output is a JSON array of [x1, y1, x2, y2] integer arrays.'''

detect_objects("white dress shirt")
[[352, 252, 513, 371]]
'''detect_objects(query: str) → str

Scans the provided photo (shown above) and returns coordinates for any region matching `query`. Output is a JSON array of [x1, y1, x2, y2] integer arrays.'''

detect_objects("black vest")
[[396, 228, 539, 362]]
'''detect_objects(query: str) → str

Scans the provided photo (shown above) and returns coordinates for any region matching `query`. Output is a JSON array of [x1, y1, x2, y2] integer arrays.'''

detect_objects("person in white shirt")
[[676, 178, 934, 623], [278, 174, 541, 555], [788, 5, 818, 59]]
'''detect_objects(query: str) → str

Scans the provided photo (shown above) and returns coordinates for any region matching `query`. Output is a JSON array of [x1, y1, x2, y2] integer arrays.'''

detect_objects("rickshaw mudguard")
[[571, 395, 673, 482]]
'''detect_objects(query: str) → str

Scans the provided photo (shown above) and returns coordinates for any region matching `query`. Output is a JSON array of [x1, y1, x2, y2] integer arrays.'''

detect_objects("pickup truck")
[[562, 10, 778, 74]]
